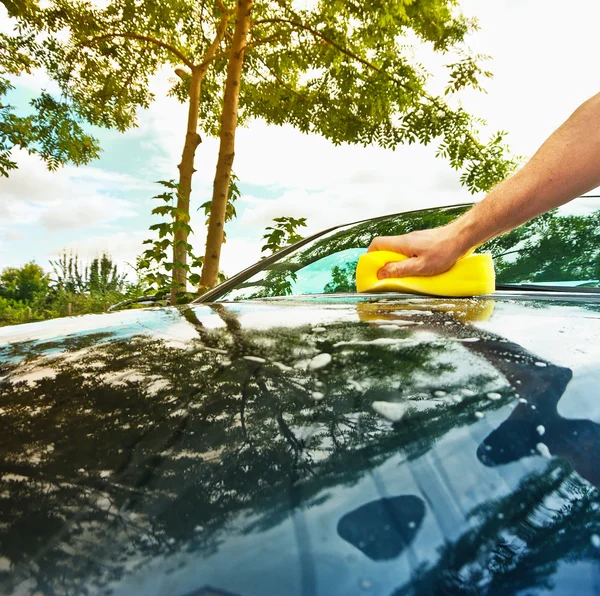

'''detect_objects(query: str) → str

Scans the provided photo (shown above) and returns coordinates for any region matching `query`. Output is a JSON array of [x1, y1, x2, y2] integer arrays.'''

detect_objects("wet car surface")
[[2, 201, 600, 595]]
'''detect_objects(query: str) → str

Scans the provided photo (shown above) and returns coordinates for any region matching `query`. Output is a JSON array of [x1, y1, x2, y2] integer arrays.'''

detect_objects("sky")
[[1, 0, 600, 278]]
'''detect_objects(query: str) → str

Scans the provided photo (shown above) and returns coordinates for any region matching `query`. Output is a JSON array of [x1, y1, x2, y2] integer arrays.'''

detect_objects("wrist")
[[441, 218, 478, 259]]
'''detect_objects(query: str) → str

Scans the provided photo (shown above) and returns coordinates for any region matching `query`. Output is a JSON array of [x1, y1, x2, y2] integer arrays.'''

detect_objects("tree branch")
[[197, 9, 234, 73], [252, 17, 487, 158], [250, 53, 307, 101], [79, 32, 194, 69], [243, 33, 286, 52]]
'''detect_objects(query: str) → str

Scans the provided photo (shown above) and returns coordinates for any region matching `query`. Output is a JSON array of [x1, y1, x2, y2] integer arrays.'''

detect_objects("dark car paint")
[[1, 292, 600, 595]]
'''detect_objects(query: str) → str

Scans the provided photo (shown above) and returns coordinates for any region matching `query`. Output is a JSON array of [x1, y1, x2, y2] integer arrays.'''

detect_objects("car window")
[[216, 199, 600, 301], [218, 205, 470, 301], [480, 198, 600, 288]]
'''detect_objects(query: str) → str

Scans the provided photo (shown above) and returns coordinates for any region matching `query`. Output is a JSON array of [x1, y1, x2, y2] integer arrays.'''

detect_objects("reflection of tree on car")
[[227, 203, 600, 301], [481, 208, 600, 286], [393, 457, 600, 595], [239, 206, 469, 299], [369, 305, 600, 595], [1, 300, 599, 594]]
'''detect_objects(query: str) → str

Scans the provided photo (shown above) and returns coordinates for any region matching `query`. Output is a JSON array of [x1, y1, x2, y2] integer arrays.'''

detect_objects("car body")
[[1, 199, 600, 595]]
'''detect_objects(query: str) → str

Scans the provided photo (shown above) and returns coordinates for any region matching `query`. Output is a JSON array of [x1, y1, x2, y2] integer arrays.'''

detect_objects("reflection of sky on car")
[[2, 296, 600, 594], [557, 196, 600, 216], [108, 401, 565, 596], [288, 247, 366, 294], [477, 299, 600, 424]]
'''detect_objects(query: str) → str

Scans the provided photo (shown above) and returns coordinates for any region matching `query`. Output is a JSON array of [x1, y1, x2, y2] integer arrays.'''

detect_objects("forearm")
[[449, 92, 600, 253]]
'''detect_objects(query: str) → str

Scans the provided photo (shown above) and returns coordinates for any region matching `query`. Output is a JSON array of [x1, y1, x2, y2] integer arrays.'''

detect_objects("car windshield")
[[214, 198, 600, 301]]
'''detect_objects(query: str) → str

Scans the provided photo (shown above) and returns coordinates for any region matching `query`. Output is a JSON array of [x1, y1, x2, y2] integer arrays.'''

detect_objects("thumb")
[[377, 258, 420, 280]]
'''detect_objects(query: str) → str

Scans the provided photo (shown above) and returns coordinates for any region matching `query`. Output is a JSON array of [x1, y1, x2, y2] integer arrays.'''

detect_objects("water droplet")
[[308, 353, 332, 370], [312, 391, 325, 401], [372, 401, 407, 422], [536, 425, 545, 436], [475, 411, 484, 419], [591, 534, 600, 548], [273, 361, 292, 371], [312, 327, 326, 333], [360, 579, 373, 590], [408, 521, 416, 529], [244, 356, 266, 364], [461, 389, 476, 397], [434, 390, 447, 397], [519, 398, 528, 404], [536, 442, 551, 458], [535, 362, 547, 367], [497, 513, 504, 519], [487, 392, 501, 400]]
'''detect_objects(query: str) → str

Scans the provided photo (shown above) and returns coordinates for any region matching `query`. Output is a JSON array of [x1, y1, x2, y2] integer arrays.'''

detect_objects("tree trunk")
[[171, 67, 202, 305], [199, 0, 253, 292]]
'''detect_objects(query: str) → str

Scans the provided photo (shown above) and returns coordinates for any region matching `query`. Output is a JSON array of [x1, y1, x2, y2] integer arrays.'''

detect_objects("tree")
[[8, 0, 517, 302], [0, 1, 100, 176], [14, 0, 236, 304], [261, 216, 307, 255], [197, 0, 519, 289], [0, 261, 49, 302], [50, 251, 126, 295]]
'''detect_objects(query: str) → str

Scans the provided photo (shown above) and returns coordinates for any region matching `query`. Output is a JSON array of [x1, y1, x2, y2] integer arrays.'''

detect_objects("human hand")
[[367, 226, 468, 279]]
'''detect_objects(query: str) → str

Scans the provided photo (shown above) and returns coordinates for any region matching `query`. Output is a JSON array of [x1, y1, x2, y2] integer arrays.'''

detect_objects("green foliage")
[[323, 260, 359, 293], [240, 1, 518, 193], [0, 261, 49, 302], [50, 252, 126, 295], [0, 23, 100, 176], [138, 180, 220, 300], [6, 0, 517, 194], [0, 255, 135, 326], [199, 172, 241, 242], [261, 216, 307, 255]]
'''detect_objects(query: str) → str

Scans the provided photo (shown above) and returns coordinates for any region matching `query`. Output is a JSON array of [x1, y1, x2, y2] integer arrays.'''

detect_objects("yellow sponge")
[[355, 250, 495, 297]]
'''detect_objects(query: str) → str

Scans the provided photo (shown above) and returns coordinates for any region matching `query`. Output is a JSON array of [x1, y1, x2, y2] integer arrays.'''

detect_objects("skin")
[[369, 92, 600, 279]]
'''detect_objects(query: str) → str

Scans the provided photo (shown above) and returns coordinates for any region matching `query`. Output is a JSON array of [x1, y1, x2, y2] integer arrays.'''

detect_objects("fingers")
[[367, 237, 383, 253], [367, 235, 406, 254], [377, 258, 421, 279]]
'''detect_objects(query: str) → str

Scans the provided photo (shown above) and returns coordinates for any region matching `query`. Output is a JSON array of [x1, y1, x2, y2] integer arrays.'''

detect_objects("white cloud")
[[3, 229, 23, 242], [49, 226, 263, 280], [0, 150, 148, 232], [49, 230, 149, 276]]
